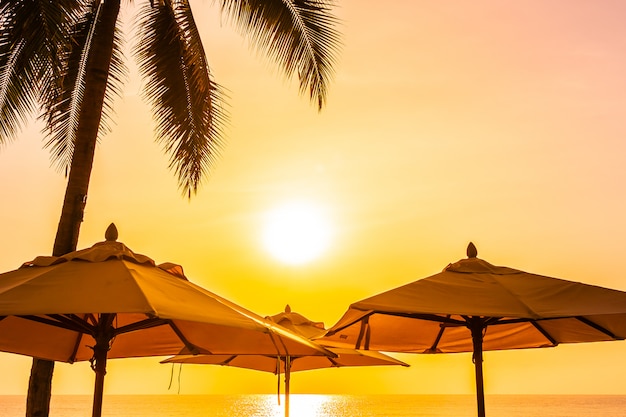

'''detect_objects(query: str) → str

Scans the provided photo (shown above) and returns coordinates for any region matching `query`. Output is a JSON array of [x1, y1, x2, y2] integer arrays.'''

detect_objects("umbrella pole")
[[469, 319, 486, 417], [92, 314, 114, 417], [285, 356, 291, 417], [91, 343, 108, 417], [276, 357, 281, 406]]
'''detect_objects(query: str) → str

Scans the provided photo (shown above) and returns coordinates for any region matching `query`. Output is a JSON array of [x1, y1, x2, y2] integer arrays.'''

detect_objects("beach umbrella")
[[0, 224, 333, 417], [321, 243, 626, 417], [162, 305, 408, 417]]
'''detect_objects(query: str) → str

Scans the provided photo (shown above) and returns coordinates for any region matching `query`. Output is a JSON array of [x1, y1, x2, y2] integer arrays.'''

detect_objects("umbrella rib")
[[395, 312, 466, 326], [496, 316, 621, 341], [114, 317, 168, 335], [355, 316, 369, 349], [327, 356, 340, 367], [167, 320, 201, 355], [61, 314, 98, 363], [268, 328, 291, 357], [529, 320, 559, 346], [68, 331, 84, 364], [484, 317, 503, 326], [490, 317, 533, 325], [364, 321, 372, 350], [64, 314, 100, 333], [349, 312, 467, 350], [50, 314, 95, 333], [85, 313, 99, 326], [324, 311, 374, 336], [427, 315, 451, 352], [575, 316, 621, 340], [20, 315, 94, 334], [222, 355, 238, 365]]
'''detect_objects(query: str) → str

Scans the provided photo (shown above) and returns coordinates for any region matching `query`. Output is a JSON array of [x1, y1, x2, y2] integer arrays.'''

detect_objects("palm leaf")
[[0, 0, 82, 144], [43, 0, 127, 172], [219, 0, 341, 110], [135, 0, 228, 197]]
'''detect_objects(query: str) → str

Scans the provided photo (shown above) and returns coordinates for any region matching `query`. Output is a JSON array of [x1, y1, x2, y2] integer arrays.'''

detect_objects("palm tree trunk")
[[25, 2, 121, 416]]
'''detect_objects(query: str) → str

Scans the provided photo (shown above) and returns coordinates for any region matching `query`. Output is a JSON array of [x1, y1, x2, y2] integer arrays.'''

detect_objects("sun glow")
[[262, 201, 333, 265]]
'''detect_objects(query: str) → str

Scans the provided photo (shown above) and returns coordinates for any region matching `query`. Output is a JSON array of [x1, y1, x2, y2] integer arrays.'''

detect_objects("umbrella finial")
[[285, 304, 291, 313], [467, 242, 478, 258], [105, 223, 118, 242]]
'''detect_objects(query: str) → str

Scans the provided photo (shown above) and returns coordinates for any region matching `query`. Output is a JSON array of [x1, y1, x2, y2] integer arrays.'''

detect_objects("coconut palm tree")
[[0, 1, 340, 416]]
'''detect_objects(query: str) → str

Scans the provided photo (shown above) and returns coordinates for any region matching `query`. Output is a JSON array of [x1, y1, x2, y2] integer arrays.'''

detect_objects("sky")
[[2, 0, 626, 398]]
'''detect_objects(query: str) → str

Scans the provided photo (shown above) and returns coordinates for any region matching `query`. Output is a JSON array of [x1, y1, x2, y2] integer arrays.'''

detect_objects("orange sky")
[[2, 0, 626, 397]]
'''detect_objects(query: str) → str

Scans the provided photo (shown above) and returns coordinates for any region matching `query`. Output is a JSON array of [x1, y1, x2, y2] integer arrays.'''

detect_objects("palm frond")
[[43, 0, 126, 173], [42, 1, 97, 171], [0, 0, 83, 144], [95, 24, 128, 141], [135, 0, 228, 197], [219, 0, 341, 110]]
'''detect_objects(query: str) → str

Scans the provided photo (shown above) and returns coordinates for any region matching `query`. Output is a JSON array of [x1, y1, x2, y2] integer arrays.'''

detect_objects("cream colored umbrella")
[[0, 224, 333, 417], [163, 305, 408, 417], [322, 243, 626, 417]]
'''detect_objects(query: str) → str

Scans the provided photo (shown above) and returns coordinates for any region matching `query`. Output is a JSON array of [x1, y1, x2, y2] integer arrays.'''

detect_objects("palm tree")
[[0, 1, 341, 416]]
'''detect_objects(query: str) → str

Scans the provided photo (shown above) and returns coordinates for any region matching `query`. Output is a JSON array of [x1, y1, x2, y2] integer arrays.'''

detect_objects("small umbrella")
[[0, 224, 332, 417], [322, 243, 626, 417], [163, 305, 408, 417]]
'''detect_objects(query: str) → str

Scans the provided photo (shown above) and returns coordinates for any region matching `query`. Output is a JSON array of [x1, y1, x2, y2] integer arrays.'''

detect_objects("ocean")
[[1, 394, 625, 417]]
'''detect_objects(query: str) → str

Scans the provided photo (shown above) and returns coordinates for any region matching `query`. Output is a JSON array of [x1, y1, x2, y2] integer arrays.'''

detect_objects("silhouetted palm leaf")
[[220, 0, 341, 109], [0, 0, 81, 142], [135, 0, 227, 196], [1, 0, 341, 192], [43, 1, 128, 172]]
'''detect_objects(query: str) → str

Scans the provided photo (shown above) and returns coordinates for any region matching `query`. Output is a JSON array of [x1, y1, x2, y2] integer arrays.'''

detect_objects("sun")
[[262, 201, 333, 265]]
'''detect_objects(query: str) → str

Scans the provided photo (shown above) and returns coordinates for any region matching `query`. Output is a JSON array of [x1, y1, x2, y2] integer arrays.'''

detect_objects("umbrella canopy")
[[162, 346, 406, 373], [163, 305, 408, 417], [164, 305, 408, 372], [0, 224, 332, 417], [322, 243, 626, 417]]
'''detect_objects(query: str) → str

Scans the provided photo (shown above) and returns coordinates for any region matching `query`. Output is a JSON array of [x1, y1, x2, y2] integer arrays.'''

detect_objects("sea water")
[[1, 394, 626, 417]]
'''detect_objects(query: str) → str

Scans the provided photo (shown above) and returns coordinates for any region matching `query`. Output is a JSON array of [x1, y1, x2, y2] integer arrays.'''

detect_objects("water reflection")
[[259, 394, 336, 417]]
